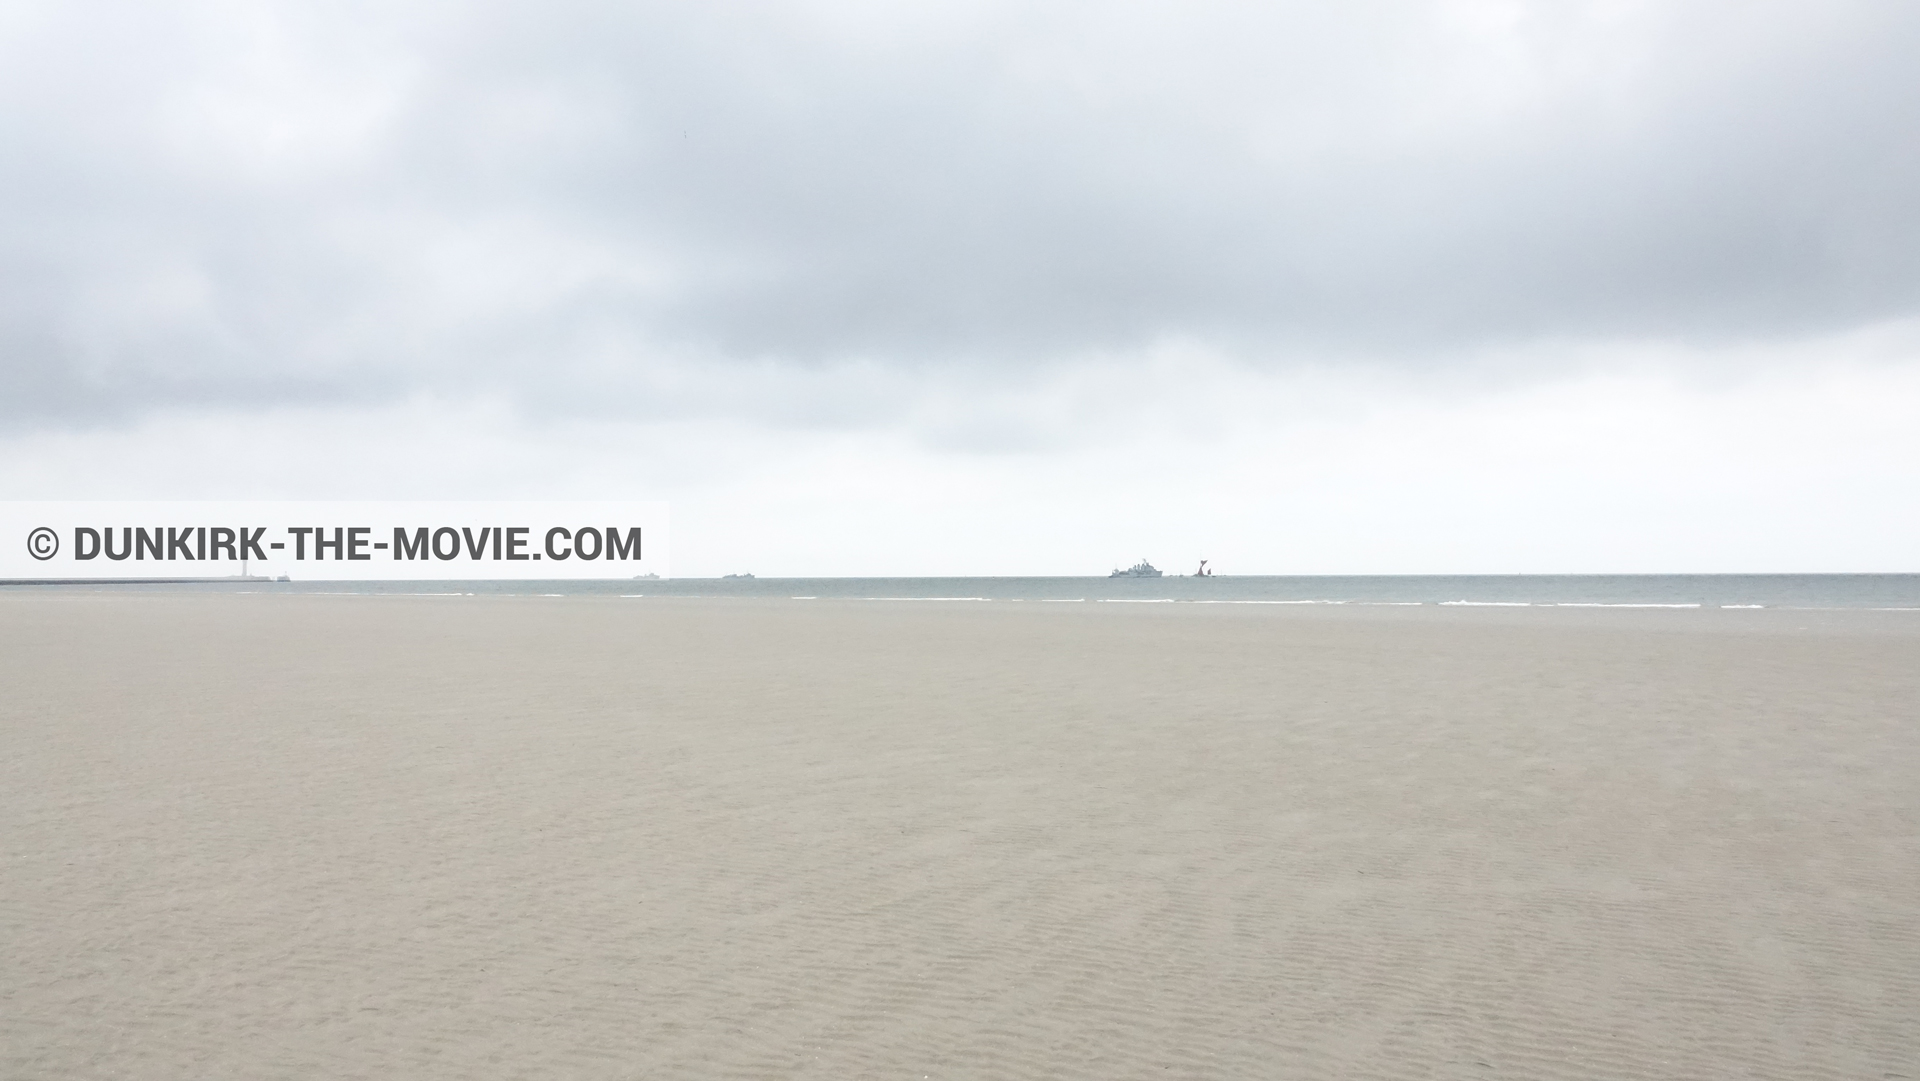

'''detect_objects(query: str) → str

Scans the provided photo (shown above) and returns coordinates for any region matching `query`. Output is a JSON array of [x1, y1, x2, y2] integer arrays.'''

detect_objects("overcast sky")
[[3, 0, 1916, 574]]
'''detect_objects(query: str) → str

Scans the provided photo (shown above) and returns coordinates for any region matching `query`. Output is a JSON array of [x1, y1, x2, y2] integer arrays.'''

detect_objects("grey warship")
[[1109, 559, 1162, 578]]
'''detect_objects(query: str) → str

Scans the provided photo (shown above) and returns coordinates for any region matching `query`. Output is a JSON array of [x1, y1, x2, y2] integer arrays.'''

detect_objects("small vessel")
[[1195, 560, 1214, 577], [632, 573, 660, 580], [722, 572, 755, 580], [1109, 560, 1162, 578]]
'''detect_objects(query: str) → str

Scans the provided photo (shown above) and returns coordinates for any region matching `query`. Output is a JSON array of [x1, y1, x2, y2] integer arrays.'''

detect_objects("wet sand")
[[3, 593, 1916, 1079]]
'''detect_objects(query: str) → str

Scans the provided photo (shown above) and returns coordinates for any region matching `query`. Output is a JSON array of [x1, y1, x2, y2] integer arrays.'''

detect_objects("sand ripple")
[[3, 596, 1916, 1078]]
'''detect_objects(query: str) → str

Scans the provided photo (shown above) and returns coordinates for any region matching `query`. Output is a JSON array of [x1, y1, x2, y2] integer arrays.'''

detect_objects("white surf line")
[[1098, 598, 1176, 603], [1040, 598, 1086, 602], [1555, 602, 1701, 608], [1189, 599, 1325, 605], [1721, 604, 1765, 609], [1357, 601, 1424, 606], [859, 596, 990, 602], [1440, 600, 1530, 606], [342, 590, 469, 596], [790, 596, 818, 600]]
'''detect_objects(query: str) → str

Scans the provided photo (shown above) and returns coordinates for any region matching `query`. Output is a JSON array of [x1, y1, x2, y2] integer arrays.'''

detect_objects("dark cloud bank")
[[2, 0, 1917, 429]]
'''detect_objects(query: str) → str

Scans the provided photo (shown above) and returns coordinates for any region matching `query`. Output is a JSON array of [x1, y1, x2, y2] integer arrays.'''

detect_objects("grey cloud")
[[3, 0, 1918, 430]]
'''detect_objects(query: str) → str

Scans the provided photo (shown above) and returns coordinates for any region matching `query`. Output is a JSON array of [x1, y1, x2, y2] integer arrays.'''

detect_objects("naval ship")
[[1109, 560, 1162, 578]]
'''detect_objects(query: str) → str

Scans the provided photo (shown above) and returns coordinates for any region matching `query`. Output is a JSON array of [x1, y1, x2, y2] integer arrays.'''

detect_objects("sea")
[[12, 574, 1919, 609]]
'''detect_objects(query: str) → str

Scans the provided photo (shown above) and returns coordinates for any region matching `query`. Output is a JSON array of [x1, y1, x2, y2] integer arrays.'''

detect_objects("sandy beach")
[[3, 593, 1916, 1079]]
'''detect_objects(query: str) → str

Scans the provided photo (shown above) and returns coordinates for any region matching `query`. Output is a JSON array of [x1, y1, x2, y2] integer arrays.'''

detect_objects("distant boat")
[[1109, 560, 1162, 578], [722, 573, 755, 580], [632, 573, 660, 580], [1194, 560, 1214, 577]]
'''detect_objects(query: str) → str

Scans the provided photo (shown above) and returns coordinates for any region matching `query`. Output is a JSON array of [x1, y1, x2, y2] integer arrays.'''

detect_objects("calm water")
[[14, 574, 1919, 608]]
